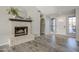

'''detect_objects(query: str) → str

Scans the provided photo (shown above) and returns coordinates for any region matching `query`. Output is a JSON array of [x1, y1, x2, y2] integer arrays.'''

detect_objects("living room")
[[0, 6, 79, 52]]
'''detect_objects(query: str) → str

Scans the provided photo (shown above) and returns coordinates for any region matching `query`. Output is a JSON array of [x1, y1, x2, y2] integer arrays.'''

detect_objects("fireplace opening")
[[15, 26, 28, 37]]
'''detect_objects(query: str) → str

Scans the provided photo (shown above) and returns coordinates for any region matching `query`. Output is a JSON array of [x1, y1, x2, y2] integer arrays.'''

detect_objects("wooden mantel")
[[9, 18, 32, 22]]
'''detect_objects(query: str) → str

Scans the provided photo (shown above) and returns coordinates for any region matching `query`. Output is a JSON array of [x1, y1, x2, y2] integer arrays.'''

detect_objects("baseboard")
[[34, 34, 40, 37], [0, 41, 9, 46], [45, 32, 55, 35]]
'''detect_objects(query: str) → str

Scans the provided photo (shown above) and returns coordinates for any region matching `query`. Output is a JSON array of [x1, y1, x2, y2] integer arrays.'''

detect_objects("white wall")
[[44, 16, 51, 34], [76, 8, 79, 41], [0, 6, 10, 45]]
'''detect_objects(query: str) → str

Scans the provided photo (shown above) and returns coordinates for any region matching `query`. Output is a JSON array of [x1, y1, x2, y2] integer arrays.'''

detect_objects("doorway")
[[67, 16, 76, 37], [50, 18, 56, 33], [40, 14, 45, 35]]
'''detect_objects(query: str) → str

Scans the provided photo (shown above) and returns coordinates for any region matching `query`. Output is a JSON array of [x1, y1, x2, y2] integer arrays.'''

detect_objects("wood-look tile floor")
[[0, 34, 79, 52]]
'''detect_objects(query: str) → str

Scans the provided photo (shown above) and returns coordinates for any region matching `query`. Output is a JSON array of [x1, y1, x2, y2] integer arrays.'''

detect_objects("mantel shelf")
[[9, 18, 32, 22]]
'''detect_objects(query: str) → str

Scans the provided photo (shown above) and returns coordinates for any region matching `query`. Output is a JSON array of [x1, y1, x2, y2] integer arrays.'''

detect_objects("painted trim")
[[0, 41, 9, 46]]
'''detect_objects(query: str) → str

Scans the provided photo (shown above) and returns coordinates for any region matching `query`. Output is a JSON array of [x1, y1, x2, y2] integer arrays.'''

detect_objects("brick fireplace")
[[9, 18, 34, 46]]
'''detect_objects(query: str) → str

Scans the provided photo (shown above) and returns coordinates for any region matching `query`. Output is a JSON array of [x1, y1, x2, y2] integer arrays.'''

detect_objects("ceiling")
[[36, 6, 79, 15]]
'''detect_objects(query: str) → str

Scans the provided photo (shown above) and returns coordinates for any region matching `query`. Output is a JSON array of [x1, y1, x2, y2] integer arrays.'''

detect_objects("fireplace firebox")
[[15, 26, 28, 37]]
